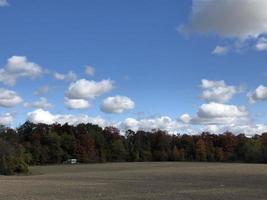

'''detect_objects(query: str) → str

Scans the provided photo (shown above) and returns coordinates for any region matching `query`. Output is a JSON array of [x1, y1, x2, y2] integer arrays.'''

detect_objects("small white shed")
[[65, 158, 77, 164]]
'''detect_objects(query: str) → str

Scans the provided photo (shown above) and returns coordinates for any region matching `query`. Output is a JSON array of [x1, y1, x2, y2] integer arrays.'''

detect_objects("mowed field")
[[1, 162, 267, 200]]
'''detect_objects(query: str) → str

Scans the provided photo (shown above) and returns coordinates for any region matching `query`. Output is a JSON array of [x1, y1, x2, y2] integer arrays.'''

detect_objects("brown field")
[[0, 162, 267, 200]]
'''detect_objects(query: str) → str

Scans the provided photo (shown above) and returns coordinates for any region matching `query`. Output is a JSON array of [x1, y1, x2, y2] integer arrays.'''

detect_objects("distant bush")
[[0, 139, 29, 175]]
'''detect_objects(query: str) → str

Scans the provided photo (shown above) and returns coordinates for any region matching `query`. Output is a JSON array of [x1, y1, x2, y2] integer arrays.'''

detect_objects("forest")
[[0, 122, 267, 175]]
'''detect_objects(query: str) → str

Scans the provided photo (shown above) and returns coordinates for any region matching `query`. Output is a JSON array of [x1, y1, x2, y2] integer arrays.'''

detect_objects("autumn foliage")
[[1, 122, 267, 174]]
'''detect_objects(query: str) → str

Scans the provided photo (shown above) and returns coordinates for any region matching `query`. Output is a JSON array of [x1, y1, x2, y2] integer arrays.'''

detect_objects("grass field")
[[1, 162, 267, 200]]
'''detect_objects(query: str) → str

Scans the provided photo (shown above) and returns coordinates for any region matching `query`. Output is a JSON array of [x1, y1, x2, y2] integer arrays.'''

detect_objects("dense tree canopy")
[[1, 122, 267, 175]]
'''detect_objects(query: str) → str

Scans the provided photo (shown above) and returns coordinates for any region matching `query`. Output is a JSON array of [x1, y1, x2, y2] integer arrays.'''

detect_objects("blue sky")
[[1, 0, 267, 135]]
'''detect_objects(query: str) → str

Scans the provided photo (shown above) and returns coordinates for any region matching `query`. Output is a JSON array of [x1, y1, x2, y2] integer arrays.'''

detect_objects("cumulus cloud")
[[0, 0, 8, 7], [248, 85, 267, 103], [118, 116, 185, 133], [24, 97, 53, 109], [179, 113, 191, 124], [24, 108, 266, 136], [180, 0, 267, 39], [0, 113, 14, 126], [66, 79, 114, 100], [101, 96, 135, 114], [177, 79, 267, 135], [255, 37, 267, 51], [26, 109, 191, 134], [189, 102, 249, 125], [179, 0, 267, 52], [200, 79, 241, 103], [119, 118, 140, 131], [212, 45, 230, 55], [53, 71, 77, 82], [85, 66, 95, 76], [197, 103, 248, 119], [0, 56, 43, 86], [177, 80, 253, 133], [199, 123, 267, 136], [0, 88, 23, 108], [27, 109, 107, 127], [27, 109, 56, 125], [64, 98, 91, 109]]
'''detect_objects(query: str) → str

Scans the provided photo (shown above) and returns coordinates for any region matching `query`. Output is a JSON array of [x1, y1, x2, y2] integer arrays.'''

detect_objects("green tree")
[[195, 139, 207, 161], [111, 139, 127, 161], [214, 147, 224, 162], [242, 139, 262, 163], [43, 131, 63, 163], [0, 139, 29, 175], [170, 146, 180, 161]]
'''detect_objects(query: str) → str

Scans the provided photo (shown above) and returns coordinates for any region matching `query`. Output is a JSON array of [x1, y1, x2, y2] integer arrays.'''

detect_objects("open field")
[[0, 162, 267, 200]]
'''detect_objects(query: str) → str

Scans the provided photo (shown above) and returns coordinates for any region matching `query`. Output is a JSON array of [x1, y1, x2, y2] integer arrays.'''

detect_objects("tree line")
[[0, 122, 267, 175]]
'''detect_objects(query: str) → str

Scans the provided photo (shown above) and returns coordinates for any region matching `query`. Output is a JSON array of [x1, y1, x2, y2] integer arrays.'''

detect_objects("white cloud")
[[0, 0, 8, 7], [190, 102, 249, 125], [177, 80, 267, 135], [248, 85, 267, 103], [200, 79, 241, 103], [180, 0, 267, 52], [118, 116, 185, 133], [85, 66, 95, 76], [255, 37, 267, 51], [179, 113, 191, 124], [197, 103, 248, 119], [0, 56, 43, 86], [202, 125, 220, 133], [101, 96, 135, 114], [120, 118, 140, 131], [27, 109, 56, 125], [66, 79, 114, 100], [180, 0, 267, 39], [53, 71, 77, 82], [24, 108, 267, 136], [0, 113, 14, 126], [199, 123, 267, 136], [0, 88, 23, 108], [251, 124, 267, 135], [27, 109, 107, 127], [212, 46, 230, 55], [24, 97, 53, 109], [26, 109, 190, 134], [64, 98, 91, 109]]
